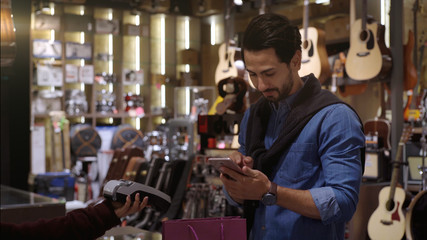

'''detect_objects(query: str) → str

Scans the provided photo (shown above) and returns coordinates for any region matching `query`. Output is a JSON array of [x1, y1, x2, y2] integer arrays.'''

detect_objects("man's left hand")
[[220, 166, 270, 202]]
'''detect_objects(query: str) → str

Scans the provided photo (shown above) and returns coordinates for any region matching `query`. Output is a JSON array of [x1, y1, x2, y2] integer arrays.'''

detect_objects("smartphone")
[[208, 157, 246, 175]]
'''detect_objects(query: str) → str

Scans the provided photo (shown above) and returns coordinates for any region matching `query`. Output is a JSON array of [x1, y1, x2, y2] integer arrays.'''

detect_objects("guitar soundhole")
[[302, 40, 309, 49], [385, 199, 395, 212], [359, 30, 368, 42], [302, 40, 314, 57]]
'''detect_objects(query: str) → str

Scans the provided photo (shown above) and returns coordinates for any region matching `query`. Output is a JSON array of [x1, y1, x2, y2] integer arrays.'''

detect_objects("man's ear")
[[291, 50, 302, 70]]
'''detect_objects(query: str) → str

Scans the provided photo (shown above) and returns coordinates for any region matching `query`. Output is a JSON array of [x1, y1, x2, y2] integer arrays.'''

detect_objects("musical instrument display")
[[298, 0, 330, 84], [405, 87, 427, 240], [214, 0, 243, 85], [367, 126, 413, 240], [346, 0, 382, 81]]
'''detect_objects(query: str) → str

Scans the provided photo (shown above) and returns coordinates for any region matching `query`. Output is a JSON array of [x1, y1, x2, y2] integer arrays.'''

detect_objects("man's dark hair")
[[242, 13, 301, 64]]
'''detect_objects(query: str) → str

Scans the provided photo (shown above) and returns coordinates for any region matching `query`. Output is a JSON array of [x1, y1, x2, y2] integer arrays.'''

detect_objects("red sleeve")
[[1, 200, 121, 240]]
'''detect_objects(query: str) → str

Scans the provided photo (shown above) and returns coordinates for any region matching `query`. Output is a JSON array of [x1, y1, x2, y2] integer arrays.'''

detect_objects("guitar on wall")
[[213, 0, 247, 115], [214, 0, 240, 85], [338, 51, 368, 97], [298, 0, 330, 84], [364, 80, 391, 150], [367, 126, 413, 240], [346, 0, 383, 81]]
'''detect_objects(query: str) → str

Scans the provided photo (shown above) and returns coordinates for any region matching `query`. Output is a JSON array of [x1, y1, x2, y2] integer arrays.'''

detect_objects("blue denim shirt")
[[226, 94, 365, 240]]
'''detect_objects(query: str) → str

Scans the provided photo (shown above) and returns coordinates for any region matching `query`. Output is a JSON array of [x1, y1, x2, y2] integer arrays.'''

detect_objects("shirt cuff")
[[223, 188, 243, 208], [309, 187, 342, 224]]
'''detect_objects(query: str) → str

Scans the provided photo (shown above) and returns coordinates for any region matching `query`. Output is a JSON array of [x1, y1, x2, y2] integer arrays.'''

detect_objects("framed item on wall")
[[33, 39, 62, 59], [36, 64, 63, 86], [65, 42, 92, 60]]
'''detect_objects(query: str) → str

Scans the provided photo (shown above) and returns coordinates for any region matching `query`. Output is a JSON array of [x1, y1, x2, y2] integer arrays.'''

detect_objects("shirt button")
[[261, 226, 266, 230]]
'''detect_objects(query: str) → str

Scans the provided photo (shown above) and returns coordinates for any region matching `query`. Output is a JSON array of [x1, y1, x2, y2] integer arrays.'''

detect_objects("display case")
[[0, 185, 65, 224], [29, 1, 207, 172]]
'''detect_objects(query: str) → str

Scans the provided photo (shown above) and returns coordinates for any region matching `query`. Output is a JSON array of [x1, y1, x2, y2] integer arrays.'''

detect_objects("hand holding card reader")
[[103, 179, 171, 212]]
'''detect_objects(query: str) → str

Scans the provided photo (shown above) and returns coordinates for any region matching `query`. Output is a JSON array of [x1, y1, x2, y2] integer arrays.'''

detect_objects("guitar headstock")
[[400, 125, 413, 144]]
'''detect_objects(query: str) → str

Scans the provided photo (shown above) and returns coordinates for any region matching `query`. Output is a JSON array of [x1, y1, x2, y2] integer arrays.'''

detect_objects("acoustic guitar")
[[367, 126, 412, 240], [364, 118, 391, 150], [405, 85, 427, 240], [346, 0, 382, 81], [215, 41, 238, 84], [338, 51, 367, 97], [405, 190, 427, 240], [338, 0, 367, 97], [215, 0, 242, 85], [363, 82, 391, 150], [298, 0, 330, 84]]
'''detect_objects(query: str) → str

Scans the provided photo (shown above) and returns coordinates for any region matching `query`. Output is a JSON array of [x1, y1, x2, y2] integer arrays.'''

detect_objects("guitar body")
[[298, 27, 330, 83], [215, 42, 238, 84], [404, 30, 417, 90], [346, 19, 382, 81], [338, 84, 368, 97], [405, 190, 427, 240], [364, 118, 391, 149], [368, 186, 406, 240]]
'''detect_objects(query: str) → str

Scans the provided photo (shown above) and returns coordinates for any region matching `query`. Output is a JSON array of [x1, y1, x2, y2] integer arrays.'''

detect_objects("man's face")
[[244, 48, 297, 103]]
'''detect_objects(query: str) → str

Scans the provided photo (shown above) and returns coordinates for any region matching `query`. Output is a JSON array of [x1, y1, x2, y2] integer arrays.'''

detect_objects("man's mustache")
[[263, 88, 279, 94]]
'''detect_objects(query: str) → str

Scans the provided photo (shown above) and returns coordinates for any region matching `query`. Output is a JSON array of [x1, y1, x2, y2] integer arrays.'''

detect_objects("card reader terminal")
[[103, 179, 171, 212]]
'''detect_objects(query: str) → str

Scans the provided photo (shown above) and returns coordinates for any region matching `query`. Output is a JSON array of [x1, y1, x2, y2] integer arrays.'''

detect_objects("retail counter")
[[0, 185, 65, 224]]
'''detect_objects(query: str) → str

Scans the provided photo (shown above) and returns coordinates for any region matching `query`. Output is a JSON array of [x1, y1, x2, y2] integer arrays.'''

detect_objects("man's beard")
[[264, 71, 294, 103]]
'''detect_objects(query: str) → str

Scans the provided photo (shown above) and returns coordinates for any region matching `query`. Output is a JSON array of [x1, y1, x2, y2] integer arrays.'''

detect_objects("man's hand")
[[229, 151, 254, 169], [112, 193, 148, 218], [220, 162, 270, 204]]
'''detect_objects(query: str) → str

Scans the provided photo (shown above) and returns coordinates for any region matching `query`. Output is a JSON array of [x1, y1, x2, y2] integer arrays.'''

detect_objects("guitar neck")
[[224, 0, 232, 50], [387, 127, 412, 201], [388, 142, 404, 200], [302, 0, 309, 39], [350, 0, 355, 26], [259, 0, 266, 14], [361, 0, 367, 30]]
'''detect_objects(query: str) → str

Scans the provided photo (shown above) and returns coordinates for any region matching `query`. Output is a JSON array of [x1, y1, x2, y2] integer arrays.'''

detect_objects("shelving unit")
[[28, 1, 204, 173]]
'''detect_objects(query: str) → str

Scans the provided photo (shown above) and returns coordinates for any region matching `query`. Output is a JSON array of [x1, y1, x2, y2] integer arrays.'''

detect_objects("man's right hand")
[[229, 151, 254, 170]]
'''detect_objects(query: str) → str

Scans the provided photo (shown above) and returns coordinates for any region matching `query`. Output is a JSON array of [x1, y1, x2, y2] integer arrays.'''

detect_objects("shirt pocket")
[[278, 143, 319, 183]]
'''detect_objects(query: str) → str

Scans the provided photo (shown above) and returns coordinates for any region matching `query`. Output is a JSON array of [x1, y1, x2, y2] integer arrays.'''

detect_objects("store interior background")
[[1, 0, 426, 223]]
